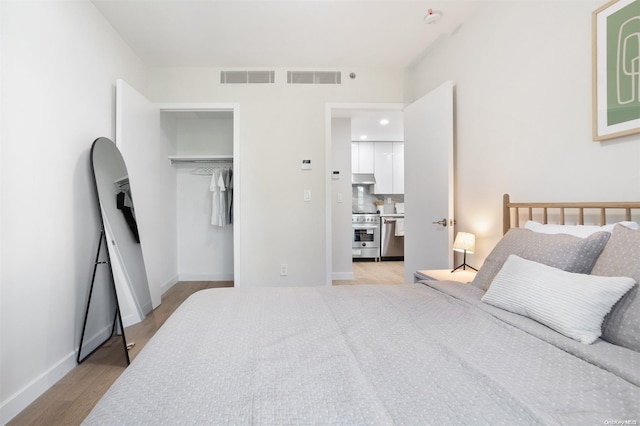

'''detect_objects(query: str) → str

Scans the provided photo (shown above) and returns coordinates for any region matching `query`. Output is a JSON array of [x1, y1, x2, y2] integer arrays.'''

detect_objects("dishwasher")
[[380, 216, 404, 260]]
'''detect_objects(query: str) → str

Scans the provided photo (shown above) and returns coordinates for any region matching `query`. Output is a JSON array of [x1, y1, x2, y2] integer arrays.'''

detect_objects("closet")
[[116, 79, 240, 303], [167, 111, 235, 281]]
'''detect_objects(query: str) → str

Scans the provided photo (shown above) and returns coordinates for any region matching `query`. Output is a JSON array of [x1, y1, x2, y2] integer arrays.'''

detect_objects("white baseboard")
[[0, 350, 77, 425], [332, 272, 355, 280], [160, 275, 180, 296], [177, 273, 234, 282], [0, 318, 119, 424], [79, 324, 113, 358]]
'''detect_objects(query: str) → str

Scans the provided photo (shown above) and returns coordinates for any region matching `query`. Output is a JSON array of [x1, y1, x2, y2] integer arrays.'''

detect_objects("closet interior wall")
[[164, 111, 235, 281]]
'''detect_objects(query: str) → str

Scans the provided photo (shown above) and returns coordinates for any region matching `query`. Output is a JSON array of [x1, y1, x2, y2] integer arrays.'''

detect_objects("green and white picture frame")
[[592, 0, 640, 141]]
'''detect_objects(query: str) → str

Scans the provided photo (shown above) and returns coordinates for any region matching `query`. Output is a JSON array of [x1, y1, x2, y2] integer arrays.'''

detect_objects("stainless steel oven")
[[352, 214, 380, 260]]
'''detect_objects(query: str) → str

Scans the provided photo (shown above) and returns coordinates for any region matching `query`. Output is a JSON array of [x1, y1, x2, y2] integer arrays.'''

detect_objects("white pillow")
[[481, 255, 636, 344], [524, 220, 639, 238]]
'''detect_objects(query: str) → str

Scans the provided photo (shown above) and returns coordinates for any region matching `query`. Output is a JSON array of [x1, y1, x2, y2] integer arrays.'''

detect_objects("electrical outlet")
[[280, 264, 288, 276]]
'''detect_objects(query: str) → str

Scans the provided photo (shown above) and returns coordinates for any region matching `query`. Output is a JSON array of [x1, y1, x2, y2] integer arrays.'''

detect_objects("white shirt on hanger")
[[210, 168, 229, 226]]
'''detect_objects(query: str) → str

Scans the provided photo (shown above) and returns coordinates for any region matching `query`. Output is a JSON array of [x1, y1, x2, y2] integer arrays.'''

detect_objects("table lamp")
[[452, 232, 477, 272]]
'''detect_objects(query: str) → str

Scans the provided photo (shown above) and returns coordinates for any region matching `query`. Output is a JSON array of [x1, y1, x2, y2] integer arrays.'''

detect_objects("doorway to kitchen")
[[327, 103, 406, 285], [327, 82, 455, 285]]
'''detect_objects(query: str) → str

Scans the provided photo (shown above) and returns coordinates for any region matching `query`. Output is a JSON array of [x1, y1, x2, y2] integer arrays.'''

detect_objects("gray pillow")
[[471, 228, 610, 291], [482, 255, 635, 344], [591, 224, 640, 352]]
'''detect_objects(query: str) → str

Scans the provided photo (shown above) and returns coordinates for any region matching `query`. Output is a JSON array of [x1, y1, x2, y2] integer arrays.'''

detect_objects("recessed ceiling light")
[[379, 119, 389, 126], [360, 135, 368, 140]]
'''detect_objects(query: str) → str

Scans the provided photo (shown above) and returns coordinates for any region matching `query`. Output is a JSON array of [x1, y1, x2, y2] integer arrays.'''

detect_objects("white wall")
[[147, 68, 405, 286], [331, 118, 354, 280], [0, 1, 147, 422], [405, 0, 640, 266]]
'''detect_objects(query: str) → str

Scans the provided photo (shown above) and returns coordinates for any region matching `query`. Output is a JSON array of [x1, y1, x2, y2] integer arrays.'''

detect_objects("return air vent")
[[220, 71, 275, 84], [287, 71, 342, 85]]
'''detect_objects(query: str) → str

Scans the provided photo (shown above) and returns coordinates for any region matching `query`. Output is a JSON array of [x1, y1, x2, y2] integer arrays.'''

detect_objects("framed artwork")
[[592, 0, 640, 141]]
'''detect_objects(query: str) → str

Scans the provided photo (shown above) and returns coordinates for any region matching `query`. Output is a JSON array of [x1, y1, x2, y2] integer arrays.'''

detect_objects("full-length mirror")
[[90, 137, 152, 326]]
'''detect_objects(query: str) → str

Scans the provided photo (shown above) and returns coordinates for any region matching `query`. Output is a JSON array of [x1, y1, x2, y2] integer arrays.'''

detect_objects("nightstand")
[[414, 269, 477, 284]]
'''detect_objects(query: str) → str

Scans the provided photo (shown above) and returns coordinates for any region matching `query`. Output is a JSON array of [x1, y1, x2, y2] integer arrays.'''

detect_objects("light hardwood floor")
[[333, 260, 405, 285], [10, 261, 403, 425]]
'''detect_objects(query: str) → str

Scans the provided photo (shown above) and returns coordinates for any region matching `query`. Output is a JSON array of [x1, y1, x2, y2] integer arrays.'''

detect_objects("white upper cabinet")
[[374, 142, 393, 194], [373, 142, 404, 195], [351, 142, 359, 173], [352, 141, 374, 173], [392, 142, 404, 194], [352, 141, 404, 194]]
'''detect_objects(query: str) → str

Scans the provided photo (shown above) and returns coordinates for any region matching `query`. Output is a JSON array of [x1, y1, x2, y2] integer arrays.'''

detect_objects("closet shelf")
[[169, 155, 233, 165]]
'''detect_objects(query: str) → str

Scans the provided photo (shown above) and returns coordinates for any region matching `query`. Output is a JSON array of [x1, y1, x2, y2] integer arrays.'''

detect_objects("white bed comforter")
[[84, 282, 640, 425]]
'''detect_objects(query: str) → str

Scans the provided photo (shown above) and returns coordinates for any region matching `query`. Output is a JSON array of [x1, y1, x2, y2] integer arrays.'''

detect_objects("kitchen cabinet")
[[392, 142, 404, 194], [351, 141, 374, 173], [373, 141, 404, 194], [373, 142, 393, 194]]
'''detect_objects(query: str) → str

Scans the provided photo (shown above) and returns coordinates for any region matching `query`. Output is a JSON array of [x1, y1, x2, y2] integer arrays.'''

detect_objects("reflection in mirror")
[[78, 137, 153, 364], [91, 137, 152, 323]]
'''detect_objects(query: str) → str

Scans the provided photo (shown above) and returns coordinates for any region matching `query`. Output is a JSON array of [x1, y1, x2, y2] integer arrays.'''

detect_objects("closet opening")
[[162, 108, 238, 285]]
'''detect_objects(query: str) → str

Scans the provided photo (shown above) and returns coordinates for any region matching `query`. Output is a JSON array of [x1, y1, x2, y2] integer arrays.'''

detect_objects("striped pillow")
[[482, 255, 636, 344]]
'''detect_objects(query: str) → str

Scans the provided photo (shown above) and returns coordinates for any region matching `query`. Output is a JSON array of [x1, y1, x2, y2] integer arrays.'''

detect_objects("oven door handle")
[[353, 225, 379, 229]]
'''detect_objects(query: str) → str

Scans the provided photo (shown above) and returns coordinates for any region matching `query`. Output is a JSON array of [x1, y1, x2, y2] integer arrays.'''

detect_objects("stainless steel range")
[[352, 213, 380, 260]]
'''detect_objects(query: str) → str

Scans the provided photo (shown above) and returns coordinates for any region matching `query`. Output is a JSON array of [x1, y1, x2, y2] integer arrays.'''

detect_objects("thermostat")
[[301, 159, 311, 170]]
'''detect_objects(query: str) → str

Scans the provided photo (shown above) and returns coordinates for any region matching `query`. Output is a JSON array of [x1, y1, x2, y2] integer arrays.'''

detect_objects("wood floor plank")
[[333, 260, 405, 285]]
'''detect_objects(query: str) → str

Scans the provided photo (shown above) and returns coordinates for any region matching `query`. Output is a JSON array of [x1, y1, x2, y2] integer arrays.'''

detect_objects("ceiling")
[[343, 110, 404, 141], [91, 0, 480, 68]]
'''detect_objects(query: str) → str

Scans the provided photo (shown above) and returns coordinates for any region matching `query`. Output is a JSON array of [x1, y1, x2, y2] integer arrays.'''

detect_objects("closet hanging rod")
[[169, 155, 233, 165]]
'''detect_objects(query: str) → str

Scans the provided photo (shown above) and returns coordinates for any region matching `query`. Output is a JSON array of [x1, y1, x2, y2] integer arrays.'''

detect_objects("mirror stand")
[[77, 230, 131, 365]]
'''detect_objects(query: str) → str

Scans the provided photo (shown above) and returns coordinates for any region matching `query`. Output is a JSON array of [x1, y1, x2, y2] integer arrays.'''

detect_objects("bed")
[[84, 194, 640, 425]]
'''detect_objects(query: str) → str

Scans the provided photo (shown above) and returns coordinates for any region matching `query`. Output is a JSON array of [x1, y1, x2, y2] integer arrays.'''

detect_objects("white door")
[[403, 81, 454, 283], [116, 79, 174, 308]]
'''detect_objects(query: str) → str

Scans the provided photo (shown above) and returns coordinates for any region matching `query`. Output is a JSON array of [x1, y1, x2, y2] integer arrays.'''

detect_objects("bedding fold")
[[418, 279, 640, 387]]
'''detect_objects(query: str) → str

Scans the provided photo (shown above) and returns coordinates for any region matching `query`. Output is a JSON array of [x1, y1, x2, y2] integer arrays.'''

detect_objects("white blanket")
[[84, 284, 640, 425]]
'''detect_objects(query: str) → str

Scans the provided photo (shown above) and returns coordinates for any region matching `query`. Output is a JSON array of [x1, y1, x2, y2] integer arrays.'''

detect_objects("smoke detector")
[[424, 9, 442, 24]]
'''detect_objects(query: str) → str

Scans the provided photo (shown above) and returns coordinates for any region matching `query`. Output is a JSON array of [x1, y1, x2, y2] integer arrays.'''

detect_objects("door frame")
[[155, 102, 242, 285], [324, 102, 405, 286]]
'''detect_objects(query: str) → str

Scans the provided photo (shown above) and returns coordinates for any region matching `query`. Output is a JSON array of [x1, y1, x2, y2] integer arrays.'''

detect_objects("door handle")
[[432, 218, 447, 227]]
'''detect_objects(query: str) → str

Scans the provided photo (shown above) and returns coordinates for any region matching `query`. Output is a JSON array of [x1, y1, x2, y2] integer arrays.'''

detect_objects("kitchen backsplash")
[[352, 185, 404, 214]]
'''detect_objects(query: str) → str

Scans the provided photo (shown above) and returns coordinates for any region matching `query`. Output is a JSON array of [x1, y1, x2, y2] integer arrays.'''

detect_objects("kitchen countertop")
[[379, 213, 404, 217]]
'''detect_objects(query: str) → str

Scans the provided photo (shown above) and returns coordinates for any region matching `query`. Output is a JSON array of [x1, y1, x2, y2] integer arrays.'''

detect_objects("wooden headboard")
[[502, 194, 640, 235]]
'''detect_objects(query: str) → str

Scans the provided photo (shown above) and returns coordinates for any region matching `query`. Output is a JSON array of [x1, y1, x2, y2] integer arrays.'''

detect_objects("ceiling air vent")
[[220, 71, 275, 84], [287, 71, 341, 85]]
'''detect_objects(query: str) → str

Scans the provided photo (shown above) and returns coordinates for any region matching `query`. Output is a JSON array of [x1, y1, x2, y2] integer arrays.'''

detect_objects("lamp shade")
[[453, 232, 475, 254]]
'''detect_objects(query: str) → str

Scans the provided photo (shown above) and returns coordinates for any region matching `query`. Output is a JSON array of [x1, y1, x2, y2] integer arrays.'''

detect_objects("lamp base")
[[451, 263, 478, 273]]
